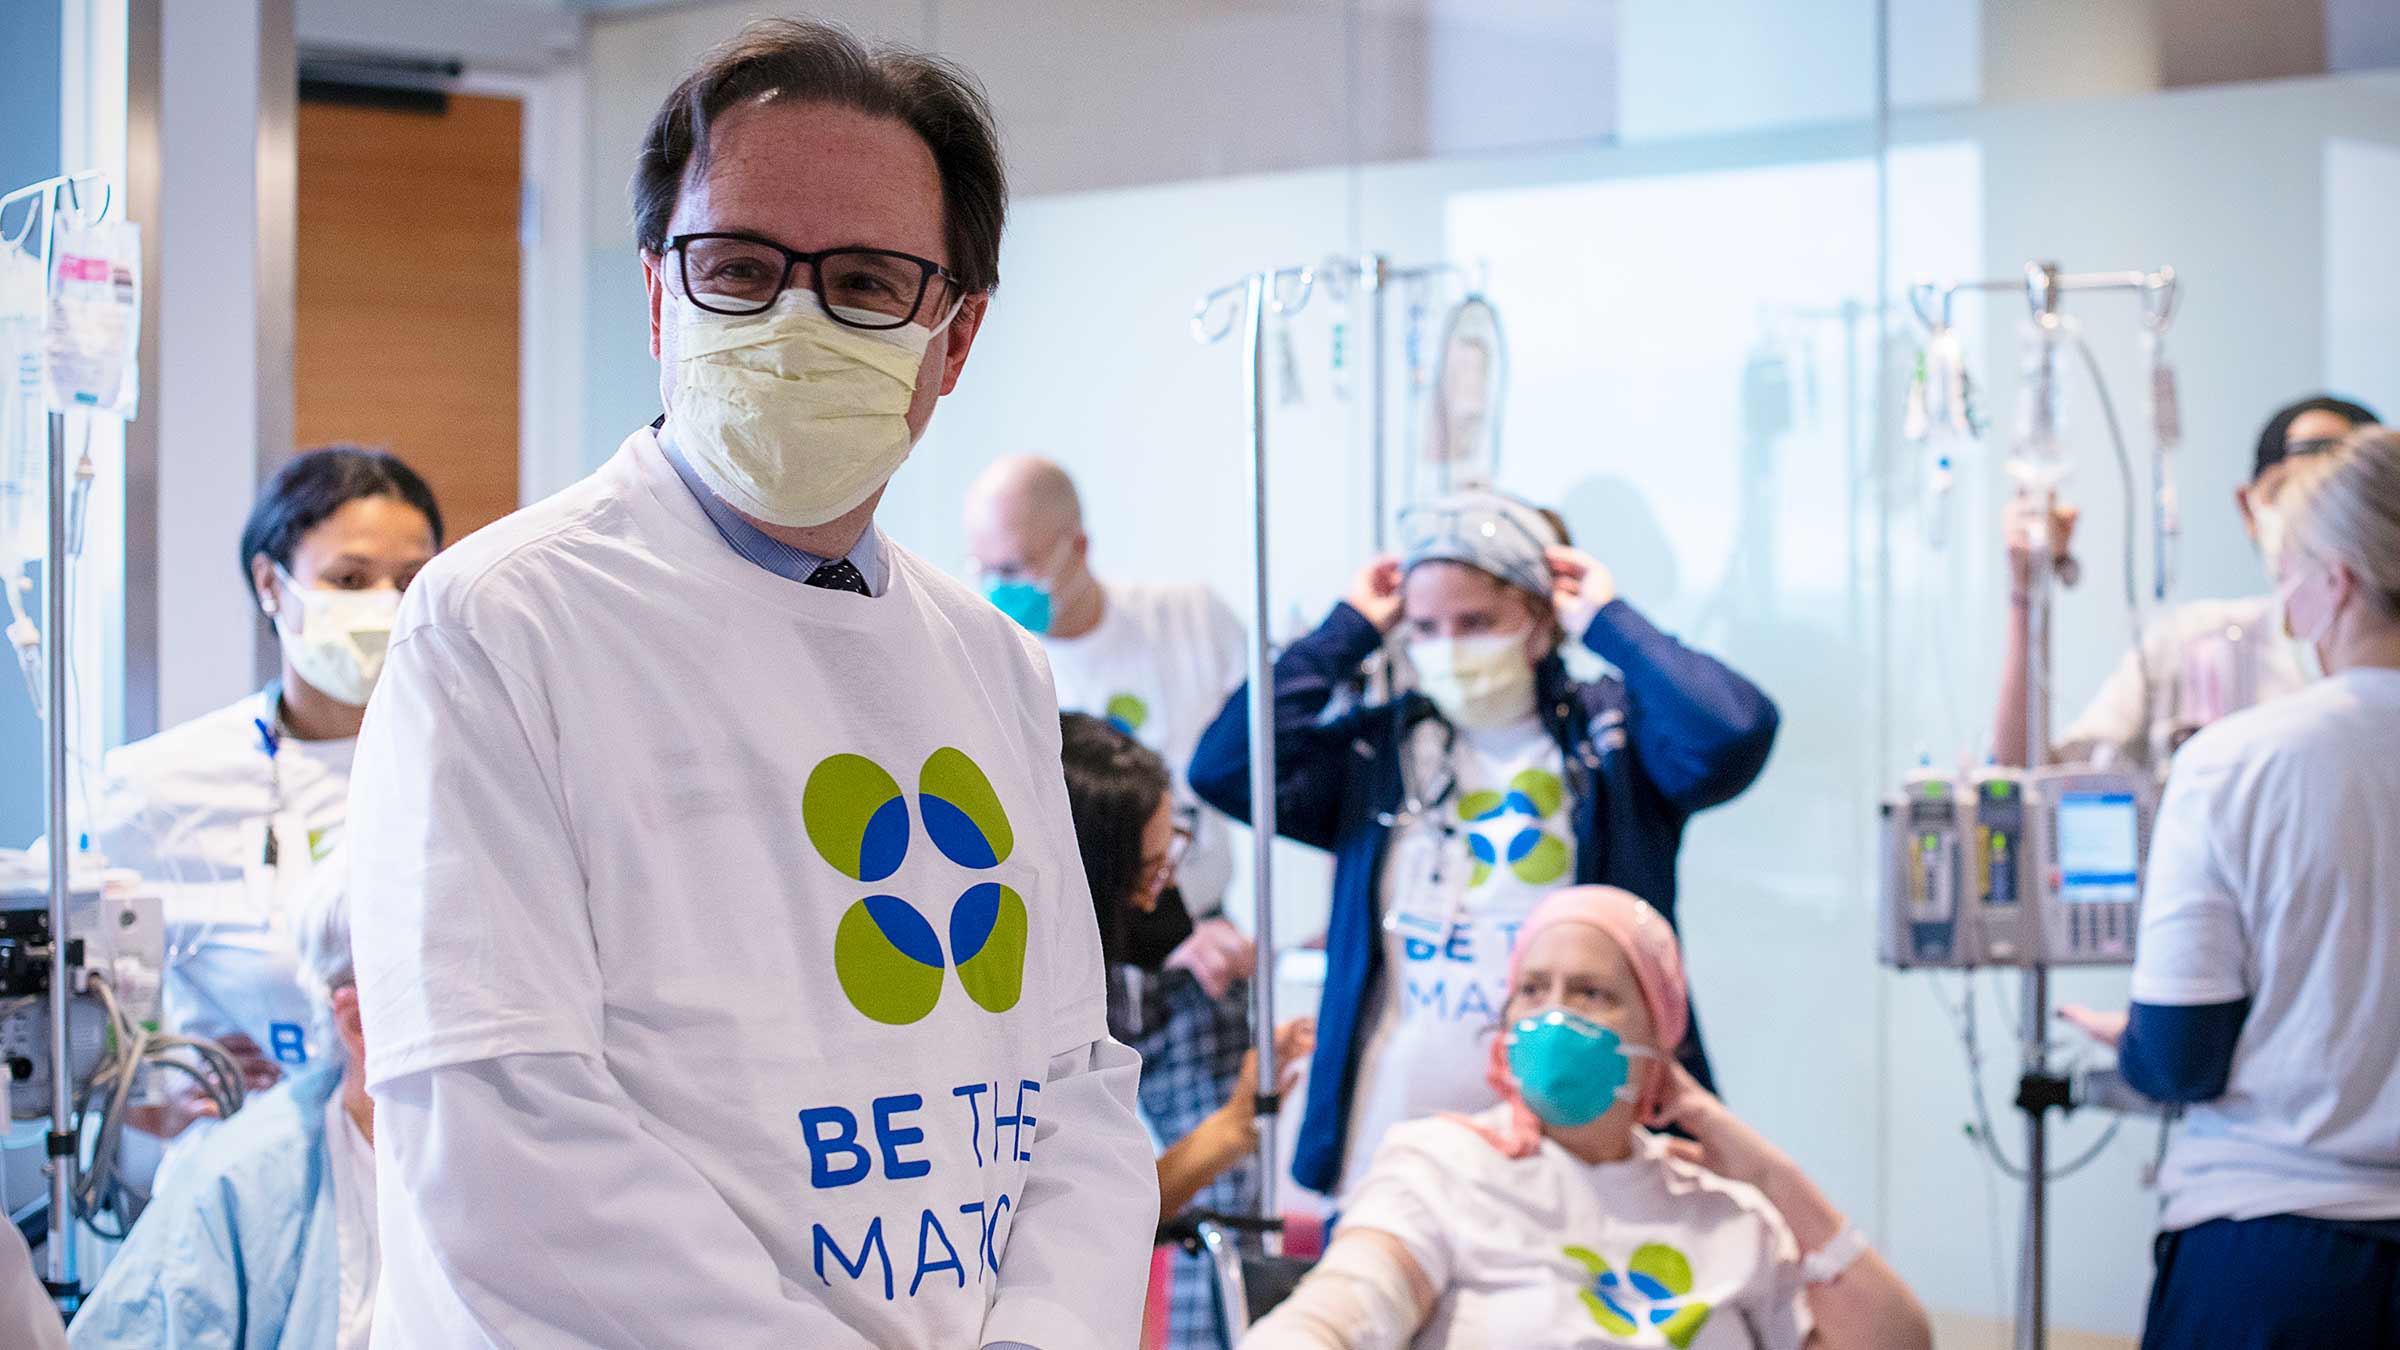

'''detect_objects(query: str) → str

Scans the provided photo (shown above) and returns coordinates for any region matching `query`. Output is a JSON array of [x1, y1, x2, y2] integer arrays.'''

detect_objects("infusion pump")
[[1880, 765, 2154, 969], [0, 853, 164, 1119]]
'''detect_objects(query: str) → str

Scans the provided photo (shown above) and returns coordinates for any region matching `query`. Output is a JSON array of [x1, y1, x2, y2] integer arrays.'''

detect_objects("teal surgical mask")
[[1505, 1009, 1657, 1128], [985, 578, 1054, 634]]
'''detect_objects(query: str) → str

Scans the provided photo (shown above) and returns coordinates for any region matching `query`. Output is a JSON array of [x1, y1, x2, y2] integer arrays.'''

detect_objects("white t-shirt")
[[351, 431, 1122, 1348], [2056, 594, 2303, 774], [83, 690, 352, 1068], [2131, 667, 2400, 1232], [1343, 719, 1575, 1194], [1042, 581, 1247, 916], [1342, 1111, 1809, 1350], [326, 1091, 378, 1350]]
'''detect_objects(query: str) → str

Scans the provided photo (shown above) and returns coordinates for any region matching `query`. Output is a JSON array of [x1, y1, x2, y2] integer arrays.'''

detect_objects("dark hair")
[[239, 446, 444, 604], [2254, 395, 2379, 481], [632, 19, 1007, 294], [1059, 712, 1172, 969]]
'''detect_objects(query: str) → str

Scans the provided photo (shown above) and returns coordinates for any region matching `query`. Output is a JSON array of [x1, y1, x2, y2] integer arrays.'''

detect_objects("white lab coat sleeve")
[[372, 1054, 877, 1350], [975, 1037, 1158, 1350]]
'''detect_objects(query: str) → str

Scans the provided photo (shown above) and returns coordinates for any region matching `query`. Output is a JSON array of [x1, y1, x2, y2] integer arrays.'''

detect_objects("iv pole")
[[1192, 264, 1315, 1246], [1, 167, 116, 1307], [1907, 259, 2178, 1350]]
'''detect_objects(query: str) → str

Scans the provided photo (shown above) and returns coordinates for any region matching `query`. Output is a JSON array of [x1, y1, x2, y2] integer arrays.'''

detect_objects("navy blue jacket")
[[1189, 599, 1780, 1194]]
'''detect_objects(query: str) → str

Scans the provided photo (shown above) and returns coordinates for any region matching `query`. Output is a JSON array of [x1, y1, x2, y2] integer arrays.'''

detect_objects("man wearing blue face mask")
[[345, 19, 1156, 1350]]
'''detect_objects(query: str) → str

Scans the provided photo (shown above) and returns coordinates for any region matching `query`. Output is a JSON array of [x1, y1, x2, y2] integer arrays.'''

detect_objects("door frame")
[[453, 63, 589, 510]]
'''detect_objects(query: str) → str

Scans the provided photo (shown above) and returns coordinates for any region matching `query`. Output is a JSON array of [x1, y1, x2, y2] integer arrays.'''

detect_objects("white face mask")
[[2277, 562, 2336, 683], [670, 290, 952, 528], [272, 568, 400, 708], [1409, 633, 1538, 730]]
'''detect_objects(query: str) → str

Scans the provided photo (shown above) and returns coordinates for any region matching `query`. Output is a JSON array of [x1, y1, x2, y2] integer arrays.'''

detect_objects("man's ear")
[[644, 252, 667, 361], [936, 292, 992, 396]]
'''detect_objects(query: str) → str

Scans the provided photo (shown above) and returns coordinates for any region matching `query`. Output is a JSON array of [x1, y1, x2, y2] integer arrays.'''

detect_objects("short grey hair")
[[2281, 425, 2400, 619], [293, 849, 355, 1003]]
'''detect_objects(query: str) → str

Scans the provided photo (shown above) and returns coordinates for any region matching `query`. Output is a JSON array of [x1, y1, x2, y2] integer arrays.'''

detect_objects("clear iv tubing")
[[2068, 330, 2158, 741]]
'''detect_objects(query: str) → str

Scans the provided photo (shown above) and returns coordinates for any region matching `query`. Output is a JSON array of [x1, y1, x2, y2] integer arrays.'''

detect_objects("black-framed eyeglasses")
[[668, 231, 965, 330]]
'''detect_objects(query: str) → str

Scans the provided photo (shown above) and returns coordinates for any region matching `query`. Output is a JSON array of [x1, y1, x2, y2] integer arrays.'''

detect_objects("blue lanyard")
[[253, 681, 286, 867]]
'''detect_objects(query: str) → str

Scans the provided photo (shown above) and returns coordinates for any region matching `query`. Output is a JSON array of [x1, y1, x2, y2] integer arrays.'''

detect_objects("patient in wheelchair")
[[1244, 887, 1931, 1350]]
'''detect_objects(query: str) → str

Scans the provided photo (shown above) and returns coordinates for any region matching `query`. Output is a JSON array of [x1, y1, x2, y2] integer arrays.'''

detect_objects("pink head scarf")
[[1458, 885, 1689, 1159]]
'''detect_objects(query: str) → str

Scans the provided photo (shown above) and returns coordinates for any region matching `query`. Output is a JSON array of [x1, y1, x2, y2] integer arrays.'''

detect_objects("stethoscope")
[[1375, 713, 1461, 836]]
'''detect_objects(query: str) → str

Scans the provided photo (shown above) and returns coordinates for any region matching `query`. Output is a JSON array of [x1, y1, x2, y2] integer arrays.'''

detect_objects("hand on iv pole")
[[1346, 556, 1406, 632], [1993, 493, 2082, 766], [2005, 492, 2082, 595], [1546, 546, 1618, 640]]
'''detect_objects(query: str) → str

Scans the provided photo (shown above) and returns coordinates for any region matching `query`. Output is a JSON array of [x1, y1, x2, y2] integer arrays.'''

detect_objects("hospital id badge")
[[238, 810, 315, 925], [1382, 823, 1472, 945]]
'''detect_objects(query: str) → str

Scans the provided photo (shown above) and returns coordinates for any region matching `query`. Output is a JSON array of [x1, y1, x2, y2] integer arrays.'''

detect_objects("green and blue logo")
[[1565, 1242, 1713, 1348], [1456, 767, 1571, 889], [1103, 693, 1150, 737], [805, 748, 1029, 1026]]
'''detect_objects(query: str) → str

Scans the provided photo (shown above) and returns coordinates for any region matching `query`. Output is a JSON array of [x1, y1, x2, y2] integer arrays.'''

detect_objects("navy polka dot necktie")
[[806, 558, 870, 595]]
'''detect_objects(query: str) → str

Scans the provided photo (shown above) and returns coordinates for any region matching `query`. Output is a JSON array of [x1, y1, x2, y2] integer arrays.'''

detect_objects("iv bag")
[[2007, 317, 2069, 494], [1421, 295, 1506, 494], [42, 219, 141, 419], [1, 244, 44, 562]]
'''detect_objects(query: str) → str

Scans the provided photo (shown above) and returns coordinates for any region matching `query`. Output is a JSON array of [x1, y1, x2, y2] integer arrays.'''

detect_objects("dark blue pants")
[[2142, 1214, 2400, 1350]]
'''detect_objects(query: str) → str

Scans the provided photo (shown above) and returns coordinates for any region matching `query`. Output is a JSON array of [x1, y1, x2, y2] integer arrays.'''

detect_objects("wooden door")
[[295, 92, 521, 540]]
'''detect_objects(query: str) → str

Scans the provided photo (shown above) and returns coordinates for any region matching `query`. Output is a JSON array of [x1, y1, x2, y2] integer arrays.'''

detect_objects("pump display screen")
[[2056, 792, 2140, 903]]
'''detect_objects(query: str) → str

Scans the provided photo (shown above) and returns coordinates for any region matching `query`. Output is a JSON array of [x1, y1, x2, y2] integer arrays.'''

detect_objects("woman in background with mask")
[[81, 446, 441, 1137], [1244, 887, 1930, 1349], [2060, 426, 2400, 1350], [1189, 490, 1776, 1199]]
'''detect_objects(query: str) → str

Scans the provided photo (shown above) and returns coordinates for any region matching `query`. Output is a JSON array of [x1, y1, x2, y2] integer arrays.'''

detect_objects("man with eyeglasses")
[[1992, 394, 2381, 773], [345, 20, 1155, 1350], [964, 459, 1259, 1348]]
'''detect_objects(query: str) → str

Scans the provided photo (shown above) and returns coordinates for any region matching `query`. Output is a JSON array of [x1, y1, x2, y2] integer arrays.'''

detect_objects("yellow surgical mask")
[[670, 291, 953, 528], [1409, 633, 1539, 730]]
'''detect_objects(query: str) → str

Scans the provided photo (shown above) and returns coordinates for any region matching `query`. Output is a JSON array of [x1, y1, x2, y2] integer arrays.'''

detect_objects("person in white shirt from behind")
[[1992, 394, 2377, 773], [346, 19, 1155, 1350], [1246, 887, 1931, 1350], [2060, 425, 2400, 1349]]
